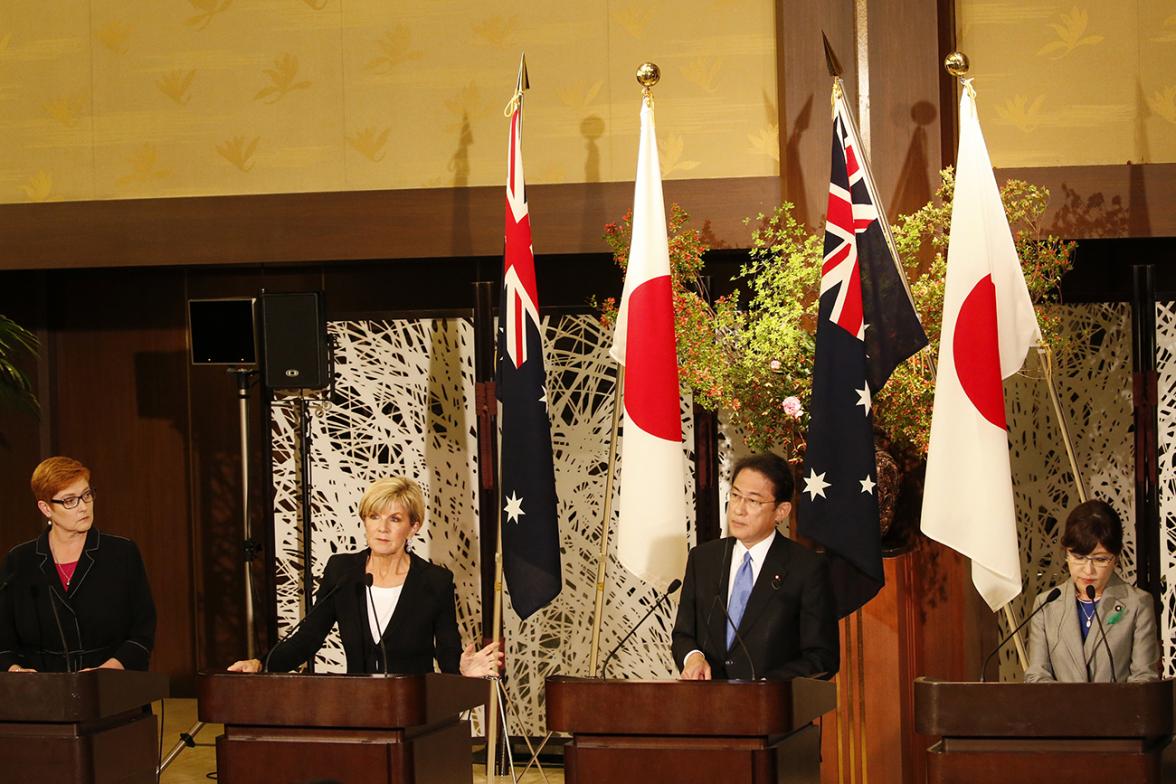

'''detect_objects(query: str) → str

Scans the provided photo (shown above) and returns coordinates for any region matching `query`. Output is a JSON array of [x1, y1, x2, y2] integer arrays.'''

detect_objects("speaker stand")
[[229, 367, 260, 659]]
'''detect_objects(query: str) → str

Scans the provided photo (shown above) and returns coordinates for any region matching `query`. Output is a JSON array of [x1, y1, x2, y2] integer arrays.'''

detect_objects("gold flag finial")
[[504, 52, 529, 116], [636, 62, 660, 106], [944, 51, 970, 78]]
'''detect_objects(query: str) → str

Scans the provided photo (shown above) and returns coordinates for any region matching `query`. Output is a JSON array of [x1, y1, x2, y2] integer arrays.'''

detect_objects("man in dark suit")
[[672, 452, 838, 680]]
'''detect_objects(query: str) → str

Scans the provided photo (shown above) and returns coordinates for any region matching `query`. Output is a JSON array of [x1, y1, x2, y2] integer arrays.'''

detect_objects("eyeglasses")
[[728, 489, 775, 512], [1066, 551, 1115, 568], [49, 489, 96, 510]]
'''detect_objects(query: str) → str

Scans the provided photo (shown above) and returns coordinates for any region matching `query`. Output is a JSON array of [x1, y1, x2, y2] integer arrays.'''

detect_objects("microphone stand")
[[1085, 584, 1117, 682], [364, 574, 390, 676], [599, 580, 681, 679]]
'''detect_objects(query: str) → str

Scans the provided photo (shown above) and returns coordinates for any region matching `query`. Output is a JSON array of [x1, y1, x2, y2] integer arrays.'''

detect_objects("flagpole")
[[588, 366, 624, 675], [486, 55, 529, 782], [942, 52, 1035, 674], [485, 504, 505, 782]]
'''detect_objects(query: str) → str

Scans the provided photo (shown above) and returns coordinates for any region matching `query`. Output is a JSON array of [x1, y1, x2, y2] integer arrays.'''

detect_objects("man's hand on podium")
[[680, 651, 712, 681]]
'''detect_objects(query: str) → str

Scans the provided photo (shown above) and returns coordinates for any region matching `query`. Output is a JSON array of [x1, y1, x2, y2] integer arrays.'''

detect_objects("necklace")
[[54, 560, 72, 588], [1078, 598, 1097, 629]]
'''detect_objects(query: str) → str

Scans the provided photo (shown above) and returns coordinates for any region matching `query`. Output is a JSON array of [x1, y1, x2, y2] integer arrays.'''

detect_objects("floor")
[[155, 698, 565, 784]]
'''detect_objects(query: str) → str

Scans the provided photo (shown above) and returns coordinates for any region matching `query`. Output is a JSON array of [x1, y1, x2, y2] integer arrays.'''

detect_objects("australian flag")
[[497, 88, 562, 620], [797, 89, 927, 618]]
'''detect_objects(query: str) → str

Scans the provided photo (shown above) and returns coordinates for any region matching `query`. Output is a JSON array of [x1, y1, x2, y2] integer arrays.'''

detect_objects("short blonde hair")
[[358, 476, 425, 524], [32, 457, 91, 504]]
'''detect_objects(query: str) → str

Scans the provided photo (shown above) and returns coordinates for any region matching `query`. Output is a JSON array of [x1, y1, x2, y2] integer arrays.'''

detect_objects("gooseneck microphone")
[[364, 574, 391, 676], [599, 579, 682, 679], [978, 587, 1061, 682], [263, 578, 349, 673], [35, 577, 74, 672], [713, 592, 757, 681], [1085, 584, 1117, 682]]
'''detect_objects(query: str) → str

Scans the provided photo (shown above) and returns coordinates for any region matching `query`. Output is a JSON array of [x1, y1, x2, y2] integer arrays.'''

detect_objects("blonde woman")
[[230, 476, 499, 676]]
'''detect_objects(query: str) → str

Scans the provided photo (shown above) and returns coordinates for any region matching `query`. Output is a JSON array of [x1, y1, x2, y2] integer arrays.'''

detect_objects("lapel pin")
[[1107, 604, 1124, 625], [770, 574, 782, 590]]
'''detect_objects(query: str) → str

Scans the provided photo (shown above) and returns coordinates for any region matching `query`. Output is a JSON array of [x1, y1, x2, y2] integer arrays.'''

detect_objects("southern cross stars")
[[504, 492, 525, 523], [855, 383, 871, 414], [803, 469, 830, 501]]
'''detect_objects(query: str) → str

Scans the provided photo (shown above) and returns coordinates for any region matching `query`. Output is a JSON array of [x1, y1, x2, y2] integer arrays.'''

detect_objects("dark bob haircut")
[[731, 452, 794, 504], [1060, 499, 1123, 557]]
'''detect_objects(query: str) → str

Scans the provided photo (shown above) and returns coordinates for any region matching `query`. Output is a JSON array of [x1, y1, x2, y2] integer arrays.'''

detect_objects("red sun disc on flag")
[[952, 275, 1007, 430], [624, 275, 682, 441]]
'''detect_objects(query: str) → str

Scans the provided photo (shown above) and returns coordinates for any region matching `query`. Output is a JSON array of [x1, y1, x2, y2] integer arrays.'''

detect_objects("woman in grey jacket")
[[1025, 499, 1159, 683]]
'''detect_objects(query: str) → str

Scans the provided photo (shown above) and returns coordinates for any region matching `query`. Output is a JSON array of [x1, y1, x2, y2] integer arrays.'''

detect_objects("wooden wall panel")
[[0, 177, 781, 272], [48, 268, 196, 688]]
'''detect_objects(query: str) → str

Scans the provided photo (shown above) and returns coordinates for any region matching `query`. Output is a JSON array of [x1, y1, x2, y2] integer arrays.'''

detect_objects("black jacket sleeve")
[[111, 540, 156, 670], [670, 546, 703, 671], [0, 552, 21, 670], [264, 557, 343, 672], [432, 569, 462, 674]]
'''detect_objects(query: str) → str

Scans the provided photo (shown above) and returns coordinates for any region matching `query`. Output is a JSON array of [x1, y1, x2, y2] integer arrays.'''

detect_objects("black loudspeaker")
[[188, 298, 258, 365], [260, 292, 329, 390]]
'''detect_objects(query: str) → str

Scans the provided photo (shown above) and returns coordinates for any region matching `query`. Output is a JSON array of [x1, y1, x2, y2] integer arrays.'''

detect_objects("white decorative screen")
[[1153, 302, 1176, 676], [270, 319, 481, 673]]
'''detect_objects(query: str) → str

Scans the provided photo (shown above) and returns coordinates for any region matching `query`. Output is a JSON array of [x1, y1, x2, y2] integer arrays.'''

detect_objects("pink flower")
[[769, 359, 781, 371], [781, 396, 803, 419]]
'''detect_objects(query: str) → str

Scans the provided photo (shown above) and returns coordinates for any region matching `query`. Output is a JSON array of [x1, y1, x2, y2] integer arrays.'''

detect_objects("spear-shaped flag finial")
[[821, 32, 842, 79]]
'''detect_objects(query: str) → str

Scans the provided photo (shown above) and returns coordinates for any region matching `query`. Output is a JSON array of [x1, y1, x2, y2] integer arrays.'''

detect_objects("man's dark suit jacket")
[[0, 527, 156, 672], [266, 549, 462, 675], [671, 531, 839, 680]]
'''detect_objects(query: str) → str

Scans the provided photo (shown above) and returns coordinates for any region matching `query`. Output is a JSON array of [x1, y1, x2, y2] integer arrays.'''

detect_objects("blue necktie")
[[726, 551, 754, 650]]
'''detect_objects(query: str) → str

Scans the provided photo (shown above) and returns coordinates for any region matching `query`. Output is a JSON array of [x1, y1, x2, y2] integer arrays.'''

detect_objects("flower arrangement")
[[599, 169, 1076, 468]]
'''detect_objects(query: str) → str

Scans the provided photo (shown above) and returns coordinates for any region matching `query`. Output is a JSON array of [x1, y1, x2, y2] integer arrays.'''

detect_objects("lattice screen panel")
[[1153, 302, 1176, 677], [270, 319, 481, 676]]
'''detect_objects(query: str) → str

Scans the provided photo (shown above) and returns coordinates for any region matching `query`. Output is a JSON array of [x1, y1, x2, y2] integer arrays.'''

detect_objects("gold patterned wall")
[[0, 1, 778, 204], [958, 1, 1176, 168]]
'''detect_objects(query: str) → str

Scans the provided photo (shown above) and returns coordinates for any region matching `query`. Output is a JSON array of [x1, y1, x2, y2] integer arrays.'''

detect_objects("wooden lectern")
[[915, 677, 1174, 783], [0, 669, 168, 784], [546, 676, 837, 784], [198, 671, 487, 784]]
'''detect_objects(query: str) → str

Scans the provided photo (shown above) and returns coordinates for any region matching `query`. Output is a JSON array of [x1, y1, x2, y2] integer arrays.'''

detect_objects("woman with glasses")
[[1024, 499, 1158, 683], [0, 456, 156, 672]]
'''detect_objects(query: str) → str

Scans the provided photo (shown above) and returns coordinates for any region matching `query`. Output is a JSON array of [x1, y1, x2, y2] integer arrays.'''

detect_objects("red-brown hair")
[[31, 457, 91, 504]]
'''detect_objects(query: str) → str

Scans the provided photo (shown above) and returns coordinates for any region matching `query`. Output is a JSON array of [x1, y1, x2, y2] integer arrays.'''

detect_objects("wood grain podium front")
[[915, 677, 1174, 783], [0, 669, 168, 784], [197, 671, 487, 784], [545, 676, 836, 784]]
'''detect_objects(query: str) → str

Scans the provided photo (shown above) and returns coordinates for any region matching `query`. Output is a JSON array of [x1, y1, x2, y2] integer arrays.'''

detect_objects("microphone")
[[364, 574, 390, 676], [978, 587, 1061, 681], [600, 579, 682, 679], [34, 577, 74, 672], [1085, 584, 1116, 682], [263, 578, 349, 672], [713, 591, 757, 681]]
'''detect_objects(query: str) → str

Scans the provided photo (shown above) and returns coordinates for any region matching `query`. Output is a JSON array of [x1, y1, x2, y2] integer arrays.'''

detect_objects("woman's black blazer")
[[266, 550, 462, 675], [0, 527, 156, 671]]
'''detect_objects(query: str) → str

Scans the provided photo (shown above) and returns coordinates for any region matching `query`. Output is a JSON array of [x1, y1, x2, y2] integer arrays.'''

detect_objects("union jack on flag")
[[797, 86, 927, 617], [496, 63, 562, 620]]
